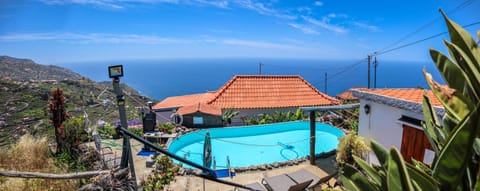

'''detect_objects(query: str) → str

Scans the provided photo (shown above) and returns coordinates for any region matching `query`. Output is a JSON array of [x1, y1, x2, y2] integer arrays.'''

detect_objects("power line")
[[378, 0, 476, 53], [376, 20, 480, 56], [327, 59, 366, 80]]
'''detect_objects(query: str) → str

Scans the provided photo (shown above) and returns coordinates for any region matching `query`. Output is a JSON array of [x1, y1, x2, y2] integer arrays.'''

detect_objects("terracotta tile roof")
[[177, 103, 222, 116], [207, 75, 341, 109], [337, 88, 365, 101], [152, 92, 213, 109], [359, 88, 443, 107]]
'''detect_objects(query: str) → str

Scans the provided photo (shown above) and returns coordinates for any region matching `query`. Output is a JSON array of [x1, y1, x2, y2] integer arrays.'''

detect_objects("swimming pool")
[[168, 121, 344, 168]]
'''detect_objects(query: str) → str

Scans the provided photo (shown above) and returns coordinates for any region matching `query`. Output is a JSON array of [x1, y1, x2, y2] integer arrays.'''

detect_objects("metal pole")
[[259, 63, 263, 75], [367, 55, 371, 89], [113, 77, 137, 190], [115, 126, 257, 190], [374, 56, 378, 88], [324, 73, 327, 94], [309, 111, 316, 165]]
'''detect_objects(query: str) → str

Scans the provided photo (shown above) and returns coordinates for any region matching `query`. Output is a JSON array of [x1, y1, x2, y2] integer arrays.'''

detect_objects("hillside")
[[0, 56, 154, 147], [0, 55, 82, 81]]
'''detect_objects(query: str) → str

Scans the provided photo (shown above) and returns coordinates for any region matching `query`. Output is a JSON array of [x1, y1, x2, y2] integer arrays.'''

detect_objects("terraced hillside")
[[0, 56, 154, 147]]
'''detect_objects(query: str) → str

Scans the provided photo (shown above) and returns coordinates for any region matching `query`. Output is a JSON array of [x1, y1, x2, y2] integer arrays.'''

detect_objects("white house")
[[352, 88, 445, 164]]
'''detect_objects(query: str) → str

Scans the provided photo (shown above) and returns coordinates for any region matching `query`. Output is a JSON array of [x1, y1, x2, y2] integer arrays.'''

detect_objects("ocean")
[[57, 58, 444, 101]]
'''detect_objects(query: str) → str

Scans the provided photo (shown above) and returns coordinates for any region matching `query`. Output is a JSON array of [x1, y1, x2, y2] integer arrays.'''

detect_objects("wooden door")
[[400, 125, 432, 163]]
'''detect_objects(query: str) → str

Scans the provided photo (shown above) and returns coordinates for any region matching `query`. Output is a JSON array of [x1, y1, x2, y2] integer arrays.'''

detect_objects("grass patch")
[[0, 134, 79, 191]]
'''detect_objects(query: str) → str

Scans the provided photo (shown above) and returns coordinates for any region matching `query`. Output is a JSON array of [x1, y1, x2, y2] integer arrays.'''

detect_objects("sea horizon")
[[56, 58, 443, 101]]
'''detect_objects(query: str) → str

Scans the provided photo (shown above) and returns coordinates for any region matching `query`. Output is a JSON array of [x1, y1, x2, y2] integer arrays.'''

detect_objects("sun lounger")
[[286, 169, 320, 188], [261, 173, 313, 191], [234, 182, 267, 191]]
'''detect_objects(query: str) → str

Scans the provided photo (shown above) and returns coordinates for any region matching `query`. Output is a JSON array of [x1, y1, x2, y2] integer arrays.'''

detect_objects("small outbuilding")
[[178, 103, 222, 128], [353, 88, 444, 165]]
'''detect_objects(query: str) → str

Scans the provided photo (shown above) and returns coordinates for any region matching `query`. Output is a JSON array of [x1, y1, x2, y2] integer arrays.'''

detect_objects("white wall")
[[358, 100, 425, 164]]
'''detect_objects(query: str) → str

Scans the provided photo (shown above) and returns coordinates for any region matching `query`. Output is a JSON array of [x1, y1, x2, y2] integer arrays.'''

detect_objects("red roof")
[[153, 92, 213, 109], [154, 75, 340, 110], [359, 88, 442, 107], [337, 88, 364, 101], [178, 103, 222, 116], [208, 75, 340, 109]]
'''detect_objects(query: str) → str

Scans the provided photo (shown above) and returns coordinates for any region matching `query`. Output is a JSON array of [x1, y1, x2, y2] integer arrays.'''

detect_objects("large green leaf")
[[429, 49, 478, 101], [371, 140, 388, 169], [444, 40, 480, 103], [387, 148, 413, 191], [429, 49, 468, 95], [424, 70, 472, 121], [422, 93, 442, 153], [441, 10, 480, 74], [341, 163, 379, 191], [406, 163, 439, 191], [432, 103, 480, 190], [353, 155, 382, 187]]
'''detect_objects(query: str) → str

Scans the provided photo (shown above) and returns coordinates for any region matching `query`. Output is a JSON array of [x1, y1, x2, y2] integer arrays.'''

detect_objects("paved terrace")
[[101, 139, 339, 191]]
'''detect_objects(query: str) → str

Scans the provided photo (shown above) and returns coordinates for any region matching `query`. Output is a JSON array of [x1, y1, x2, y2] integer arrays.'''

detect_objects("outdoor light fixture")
[[108, 65, 124, 78], [364, 104, 371, 115]]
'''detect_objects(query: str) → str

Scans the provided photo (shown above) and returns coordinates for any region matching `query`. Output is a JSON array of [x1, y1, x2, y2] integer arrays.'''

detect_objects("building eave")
[[352, 90, 445, 117]]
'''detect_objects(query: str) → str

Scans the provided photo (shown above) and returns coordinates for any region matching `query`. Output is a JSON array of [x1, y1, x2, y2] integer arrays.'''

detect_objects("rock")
[[177, 168, 185, 176], [258, 165, 267, 171], [272, 163, 280, 168]]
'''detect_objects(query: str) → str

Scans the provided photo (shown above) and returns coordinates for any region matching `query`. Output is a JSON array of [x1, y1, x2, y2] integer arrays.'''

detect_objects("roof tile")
[[359, 88, 442, 107]]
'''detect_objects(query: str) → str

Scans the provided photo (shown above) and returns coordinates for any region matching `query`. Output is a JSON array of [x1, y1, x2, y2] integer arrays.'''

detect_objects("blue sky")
[[0, 0, 479, 64]]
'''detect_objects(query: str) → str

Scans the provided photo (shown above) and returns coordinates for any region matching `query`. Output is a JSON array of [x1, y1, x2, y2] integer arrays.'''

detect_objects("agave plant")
[[341, 10, 480, 191]]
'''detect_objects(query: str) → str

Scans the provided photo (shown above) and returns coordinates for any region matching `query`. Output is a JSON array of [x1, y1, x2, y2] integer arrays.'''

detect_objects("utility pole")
[[367, 55, 371, 89], [374, 56, 378, 88], [259, 63, 264, 75], [324, 73, 327, 94]]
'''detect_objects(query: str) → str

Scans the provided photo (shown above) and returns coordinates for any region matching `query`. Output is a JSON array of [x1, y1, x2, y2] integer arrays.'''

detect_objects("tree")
[[48, 87, 69, 154], [341, 10, 480, 190]]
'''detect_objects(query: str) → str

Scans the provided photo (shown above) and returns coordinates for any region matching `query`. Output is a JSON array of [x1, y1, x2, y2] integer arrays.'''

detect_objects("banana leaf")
[[424, 70, 472, 122], [371, 140, 389, 169], [353, 155, 382, 188], [406, 163, 439, 191], [432, 103, 480, 190], [429, 49, 478, 101], [440, 9, 480, 73], [387, 148, 413, 191], [422, 94, 442, 154], [341, 163, 379, 191]]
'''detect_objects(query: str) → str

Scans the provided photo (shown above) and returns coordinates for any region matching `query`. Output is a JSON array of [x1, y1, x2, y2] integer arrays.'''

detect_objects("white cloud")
[[0, 32, 189, 44], [302, 15, 348, 34], [39, 0, 230, 9], [314, 1, 323, 6], [233, 0, 296, 20], [288, 23, 319, 35], [0, 32, 304, 51], [221, 38, 300, 50], [353, 22, 379, 32]]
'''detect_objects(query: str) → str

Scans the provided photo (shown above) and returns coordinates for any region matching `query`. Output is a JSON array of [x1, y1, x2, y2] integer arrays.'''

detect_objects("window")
[[193, 116, 204, 124]]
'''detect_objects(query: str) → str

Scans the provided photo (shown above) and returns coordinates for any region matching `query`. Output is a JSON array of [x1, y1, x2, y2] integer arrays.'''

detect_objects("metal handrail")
[[116, 126, 257, 191]]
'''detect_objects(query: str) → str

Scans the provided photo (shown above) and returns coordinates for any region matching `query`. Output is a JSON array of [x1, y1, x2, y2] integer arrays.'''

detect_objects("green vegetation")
[[158, 122, 176, 133], [341, 11, 480, 191], [128, 127, 143, 137], [241, 108, 307, 125], [0, 64, 153, 148], [336, 132, 370, 170], [142, 155, 181, 191], [222, 109, 239, 126]]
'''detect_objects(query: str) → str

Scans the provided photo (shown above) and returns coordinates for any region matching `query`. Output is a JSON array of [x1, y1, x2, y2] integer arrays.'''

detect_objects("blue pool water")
[[168, 121, 344, 168]]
